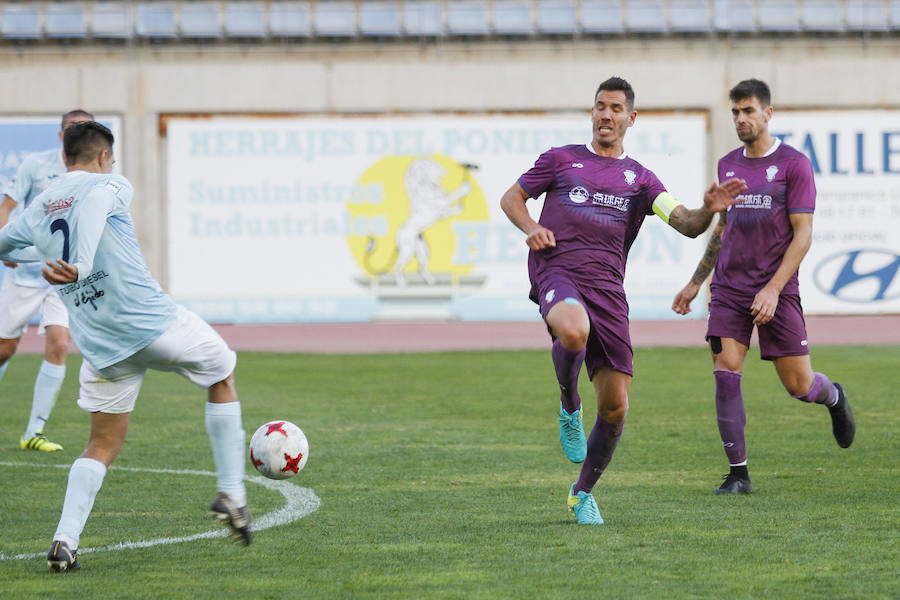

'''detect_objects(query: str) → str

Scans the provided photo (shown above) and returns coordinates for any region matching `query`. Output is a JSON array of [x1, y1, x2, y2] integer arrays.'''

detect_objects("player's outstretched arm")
[[664, 178, 747, 238], [500, 181, 556, 250], [672, 213, 726, 315]]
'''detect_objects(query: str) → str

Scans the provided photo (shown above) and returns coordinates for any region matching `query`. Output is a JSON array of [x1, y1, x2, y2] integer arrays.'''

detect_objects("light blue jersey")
[[0, 171, 178, 369], [6, 148, 68, 287]]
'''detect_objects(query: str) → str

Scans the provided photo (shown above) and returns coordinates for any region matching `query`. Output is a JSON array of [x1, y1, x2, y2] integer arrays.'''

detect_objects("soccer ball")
[[249, 420, 309, 480]]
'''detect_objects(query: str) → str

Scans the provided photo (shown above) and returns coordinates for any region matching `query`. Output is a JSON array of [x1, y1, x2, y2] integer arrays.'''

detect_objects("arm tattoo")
[[689, 219, 724, 286]]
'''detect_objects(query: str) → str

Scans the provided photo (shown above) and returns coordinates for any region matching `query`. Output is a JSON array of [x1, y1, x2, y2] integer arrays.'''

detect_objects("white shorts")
[[77, 306, 237, 414], [0, 275, 69, 338]]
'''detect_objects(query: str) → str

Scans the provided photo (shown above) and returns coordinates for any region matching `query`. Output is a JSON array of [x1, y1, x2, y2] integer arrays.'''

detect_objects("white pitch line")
[[0, 461, 321, 561]]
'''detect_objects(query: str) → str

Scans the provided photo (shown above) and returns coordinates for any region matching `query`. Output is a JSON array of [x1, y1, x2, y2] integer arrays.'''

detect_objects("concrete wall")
[[1, 36, 897, 284]]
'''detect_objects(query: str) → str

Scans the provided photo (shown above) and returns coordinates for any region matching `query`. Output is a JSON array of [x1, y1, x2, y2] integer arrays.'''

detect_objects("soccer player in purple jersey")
[[501, 76, 747, 524], [672, 79, 855, 495]]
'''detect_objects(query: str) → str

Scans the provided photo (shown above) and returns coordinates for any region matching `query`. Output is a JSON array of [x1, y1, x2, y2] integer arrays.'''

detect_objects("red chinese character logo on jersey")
[[266, 421, 288, 437]]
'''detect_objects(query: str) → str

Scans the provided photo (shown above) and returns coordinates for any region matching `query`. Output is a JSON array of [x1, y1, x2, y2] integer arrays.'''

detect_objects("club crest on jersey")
[[766, 165, 779, 182], [624, 169, 636, 185], [568, 186, 589, 204]]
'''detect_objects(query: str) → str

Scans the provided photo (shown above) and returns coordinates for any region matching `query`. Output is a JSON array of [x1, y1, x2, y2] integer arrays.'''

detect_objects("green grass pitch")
[[1, 347, 897, 599]]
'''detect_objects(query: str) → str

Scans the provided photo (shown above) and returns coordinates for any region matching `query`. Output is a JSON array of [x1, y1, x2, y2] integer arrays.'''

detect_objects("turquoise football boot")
[[559, 404, 587, 463], [567, 484, 604, 525]]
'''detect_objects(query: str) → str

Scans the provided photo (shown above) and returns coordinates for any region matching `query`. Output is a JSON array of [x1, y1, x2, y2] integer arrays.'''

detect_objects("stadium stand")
[[45, 3, 88, 39], [0, 1, 896, 42], [268, 2, 312, 37], [535, 0, 578, 34], [312, 0, 356, 37], [225, 2, 268, 38], [403, 1, 444, 35], [1, 3, 42, 39], [180, 1, 222, 39]]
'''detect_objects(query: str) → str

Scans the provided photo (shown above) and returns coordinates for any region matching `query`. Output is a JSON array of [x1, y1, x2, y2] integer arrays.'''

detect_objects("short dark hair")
[[61, 109, 95, 130], [63, 121, 114, 166], [729, 79, 771, 107], [595, 77, 635, 110]]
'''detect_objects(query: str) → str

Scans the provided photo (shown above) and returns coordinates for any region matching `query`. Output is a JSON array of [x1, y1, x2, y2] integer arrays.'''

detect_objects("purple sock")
[[573, 417, 624, 494], [552, 339, 585, 414], [714, 369, 747, 465], [793, 372, 838, 406]]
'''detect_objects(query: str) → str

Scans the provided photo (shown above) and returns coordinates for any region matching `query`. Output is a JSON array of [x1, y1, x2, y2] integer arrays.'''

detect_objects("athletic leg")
[[566, 367, 629, 524], [0, 337, 19, 384], [762, 295, 854, 448], [712, 337, 753, 494], [774, 355, 854, 448], [573, 367, 629, 494], [545, 298, 589, 462], [23, 325, 69, 443], [50, 411, 129, 570]]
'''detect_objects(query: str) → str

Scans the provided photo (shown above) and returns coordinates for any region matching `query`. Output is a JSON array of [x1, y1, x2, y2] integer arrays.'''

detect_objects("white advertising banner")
[[773, 111, 900, 314], [166, 113, 708, 323]]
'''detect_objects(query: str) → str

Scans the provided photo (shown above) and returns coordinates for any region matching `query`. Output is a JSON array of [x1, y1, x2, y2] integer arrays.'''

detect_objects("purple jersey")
[[713, 140, 816, 297], [518, 144, 666, 302]]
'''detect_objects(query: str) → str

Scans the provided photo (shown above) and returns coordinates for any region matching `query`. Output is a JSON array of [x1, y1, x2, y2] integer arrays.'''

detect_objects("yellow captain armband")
[[652, 192, 683, 224]]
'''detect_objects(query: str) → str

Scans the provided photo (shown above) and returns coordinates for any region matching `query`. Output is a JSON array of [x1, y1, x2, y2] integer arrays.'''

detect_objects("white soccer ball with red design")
[[249, 420, 309, 480]]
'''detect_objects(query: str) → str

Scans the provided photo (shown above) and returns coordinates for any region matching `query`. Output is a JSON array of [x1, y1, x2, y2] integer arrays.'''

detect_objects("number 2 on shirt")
[[50, 218, 70, 263]]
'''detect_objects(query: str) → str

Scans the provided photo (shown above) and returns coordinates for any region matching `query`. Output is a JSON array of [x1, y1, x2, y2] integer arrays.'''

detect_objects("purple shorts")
[[706, 291, 810, 360], [535, 273, 633, 377]]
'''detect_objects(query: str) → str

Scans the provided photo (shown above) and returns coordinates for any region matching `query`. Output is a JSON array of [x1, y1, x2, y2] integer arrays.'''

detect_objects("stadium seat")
[[225, 2, 268, 38], [800, 0, 845, 31], [180, 1, 222, 39], [135, 2, 177, 38], [669, 0, 713, 33], [581, 0, 625, 34], [313, 0, 356, 37], [403, 0, 443, 35], [757, 0, 800, 31], [713, 0, 757, 32], [845, 0, 889, 31], [46, 3, 88, 39], [535, 0, 578, 34], [359, 1, 402, 37], [624, 0, 667, 33], [269, 1, 312, 37], [492, 0, 534, 35], [446, 0, 491, 35], [91, 2, 133, 38], [1, 4, 43, 39]]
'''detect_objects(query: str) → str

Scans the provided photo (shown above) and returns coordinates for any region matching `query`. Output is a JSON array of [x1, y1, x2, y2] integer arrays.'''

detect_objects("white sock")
[[0, 361, 8, 385], [205, 401, 247, 506], [24, 360, 66, 439], [54, 457, 107, 550]]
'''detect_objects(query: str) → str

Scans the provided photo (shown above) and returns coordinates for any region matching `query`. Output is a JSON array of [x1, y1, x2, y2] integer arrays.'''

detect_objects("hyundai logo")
[[813, 249, 900, 303]]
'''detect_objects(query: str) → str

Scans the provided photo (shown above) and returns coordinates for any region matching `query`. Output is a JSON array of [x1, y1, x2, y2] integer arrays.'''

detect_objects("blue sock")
[[205, 401, 247, 506], [0, 361, 8, 384], [54, 457, 107, 550], [25, 360, 66, 439]]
